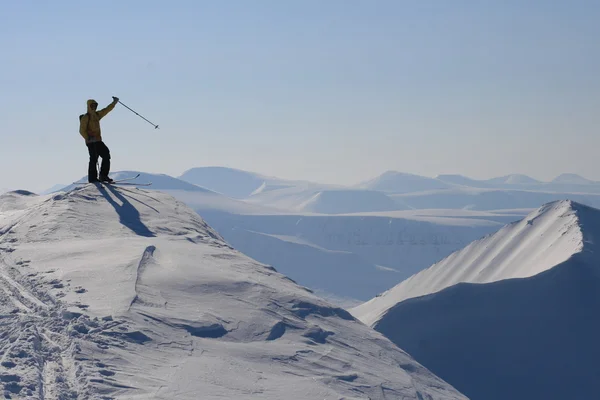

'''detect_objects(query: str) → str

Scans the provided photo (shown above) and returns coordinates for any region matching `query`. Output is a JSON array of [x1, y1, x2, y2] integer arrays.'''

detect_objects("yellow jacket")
[[79, 99, 117, 143]]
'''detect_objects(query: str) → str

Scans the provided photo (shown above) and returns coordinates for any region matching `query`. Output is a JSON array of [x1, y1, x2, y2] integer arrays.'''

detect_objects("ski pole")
[[117, 99, 159, 129]]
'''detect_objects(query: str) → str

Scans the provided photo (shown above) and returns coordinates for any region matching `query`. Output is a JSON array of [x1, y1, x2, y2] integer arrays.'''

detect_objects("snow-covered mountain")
[[392, 186, 600, 211], [358, 171, 453, 194], [438, 172, 600, 193], [437, 173, 541, 188], [299, 189, 404, 214], [179, 166, 305, 199], [245, 184, 358, 213], [248, 187, 405, 214], [436, 174, 490, 188], [550, 173, 595, 185], [485, 173, 541, 185], [351, 200, 600, 399], [0, 187, 466, 399]]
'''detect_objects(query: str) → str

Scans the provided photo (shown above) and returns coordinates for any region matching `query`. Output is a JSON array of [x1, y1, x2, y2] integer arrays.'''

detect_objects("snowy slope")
[[371, 256, 600, 400], [0, 187, 466, 399], [350, 200, 600, 399], [351, 200, 584, 326], [202, 212, 505, 303]]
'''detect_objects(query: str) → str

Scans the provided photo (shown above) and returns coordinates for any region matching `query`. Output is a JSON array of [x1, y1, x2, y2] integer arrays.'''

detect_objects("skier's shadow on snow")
[[97, 184, 155, 238]]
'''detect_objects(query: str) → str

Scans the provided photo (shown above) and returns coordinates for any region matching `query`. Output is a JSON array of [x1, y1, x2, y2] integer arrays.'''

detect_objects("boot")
[[99, 176, 114, 183]]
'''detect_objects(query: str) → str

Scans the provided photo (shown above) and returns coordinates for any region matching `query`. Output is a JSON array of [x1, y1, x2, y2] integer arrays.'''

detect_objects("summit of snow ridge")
[[0, 185, 465, 399], [351, 199, 597, 326], [62, 171, 217, 193]]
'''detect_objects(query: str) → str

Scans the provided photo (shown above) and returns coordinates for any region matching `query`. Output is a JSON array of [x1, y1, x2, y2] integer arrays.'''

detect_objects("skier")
[[79, 97, 119, 183]]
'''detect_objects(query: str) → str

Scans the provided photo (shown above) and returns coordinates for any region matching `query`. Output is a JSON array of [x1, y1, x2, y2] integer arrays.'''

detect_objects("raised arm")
[[97, 97, 119, 119]]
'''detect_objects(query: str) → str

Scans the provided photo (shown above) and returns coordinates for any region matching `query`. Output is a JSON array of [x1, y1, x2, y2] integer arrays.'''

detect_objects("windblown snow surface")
[[0, 186, 466, 399], [351, 200, 600, 399]]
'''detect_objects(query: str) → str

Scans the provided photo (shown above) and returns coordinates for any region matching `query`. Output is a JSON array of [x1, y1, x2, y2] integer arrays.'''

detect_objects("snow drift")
[[351, 200, 600, 399], [0, 186, 465, 399]]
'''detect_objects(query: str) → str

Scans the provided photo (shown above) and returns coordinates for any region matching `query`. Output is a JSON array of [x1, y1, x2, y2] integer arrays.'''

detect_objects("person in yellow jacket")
[[79, 97, 119, 183]]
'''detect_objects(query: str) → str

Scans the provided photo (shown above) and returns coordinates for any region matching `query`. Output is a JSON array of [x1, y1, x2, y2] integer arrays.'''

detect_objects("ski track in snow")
[[0, 242, 150, 399], [0, 196, 160, 399]]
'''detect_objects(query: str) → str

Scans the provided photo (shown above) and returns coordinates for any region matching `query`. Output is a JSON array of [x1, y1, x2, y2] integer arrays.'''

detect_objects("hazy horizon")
[[4, 165, 600, 194], [2, 1, 599, 192]]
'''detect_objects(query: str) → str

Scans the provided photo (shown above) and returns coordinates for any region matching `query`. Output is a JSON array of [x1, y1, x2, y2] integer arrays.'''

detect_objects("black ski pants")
[[87, 141, 111, 182]]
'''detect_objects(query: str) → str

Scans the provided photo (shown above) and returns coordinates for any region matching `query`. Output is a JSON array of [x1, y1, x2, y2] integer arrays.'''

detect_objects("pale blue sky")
[[1, 1, 599, 191]]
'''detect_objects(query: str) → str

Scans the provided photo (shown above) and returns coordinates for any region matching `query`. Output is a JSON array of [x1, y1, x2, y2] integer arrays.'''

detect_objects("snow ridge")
[[351, 200, 586, 326], [0, 187, 466, 399], [351, 200, 600, 399]]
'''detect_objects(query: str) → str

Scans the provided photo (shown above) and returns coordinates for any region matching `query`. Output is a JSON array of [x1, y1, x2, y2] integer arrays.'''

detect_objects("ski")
[[105, 182, 152, 187], [106, 174, 141, 184], [73, 181, 152, 187], [73, 174, 141, 185]]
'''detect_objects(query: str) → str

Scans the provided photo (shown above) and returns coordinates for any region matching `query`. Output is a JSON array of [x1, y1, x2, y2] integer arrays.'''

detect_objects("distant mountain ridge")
[[179, 166, 312, 199], [357, 171, 452, 193]]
